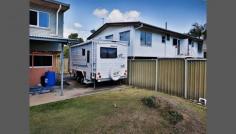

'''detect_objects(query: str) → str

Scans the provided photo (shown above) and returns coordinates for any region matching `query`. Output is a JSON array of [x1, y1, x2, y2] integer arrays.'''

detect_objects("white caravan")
[[70, 40, 128, 84]]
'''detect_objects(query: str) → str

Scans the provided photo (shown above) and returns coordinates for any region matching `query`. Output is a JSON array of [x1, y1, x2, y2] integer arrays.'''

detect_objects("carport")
[[30, 35, 79, 96]]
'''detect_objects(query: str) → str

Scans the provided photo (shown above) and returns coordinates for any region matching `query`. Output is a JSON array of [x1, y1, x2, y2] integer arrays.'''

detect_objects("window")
[[198, 43, 203, 53], [82, 49, 85, 56], [105, 35, 113, 40], [162, 35, 166, 43], [188, 39, 194, 47], [188, 39, 192, 45], [167, 34, 170, 41], [87, 51, 90, 63], [204, 52, 207, 58], [30, 10, 37, 25], [119, 31, 130, 45], [100, 47, 117, 58], [39, 12, 49, 28], [140, 31, 152, 46], [173, 38, 178, 46], [33, 55, 52, 67], [30, 55, 32, 67], [30, 10, 49, 28]]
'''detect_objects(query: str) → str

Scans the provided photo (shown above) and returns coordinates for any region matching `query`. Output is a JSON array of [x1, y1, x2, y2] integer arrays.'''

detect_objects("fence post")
[[155, 59, 158, 91], [128, 59, 131, 86], [184, 59, 188, 99]]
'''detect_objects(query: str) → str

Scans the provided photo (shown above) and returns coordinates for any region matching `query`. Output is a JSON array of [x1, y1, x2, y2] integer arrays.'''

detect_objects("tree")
[[63, 33, 84, 58], [188, 23, 207, 39], [68, 33, 84, 43]]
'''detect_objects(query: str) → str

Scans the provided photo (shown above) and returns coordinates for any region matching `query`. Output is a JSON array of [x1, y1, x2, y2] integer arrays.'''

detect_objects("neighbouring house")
[[29, 0, 78, 87], [87, 21, 204, 59]]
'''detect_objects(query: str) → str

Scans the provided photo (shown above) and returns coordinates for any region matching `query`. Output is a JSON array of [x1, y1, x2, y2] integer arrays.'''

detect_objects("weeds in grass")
[[142, 96, 183, 125], [161, 110, 183, 125], [141, 96, 159, 108]]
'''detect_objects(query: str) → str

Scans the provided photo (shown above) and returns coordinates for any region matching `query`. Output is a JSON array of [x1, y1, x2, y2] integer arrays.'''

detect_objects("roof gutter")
[[56, 4, 62, 36]]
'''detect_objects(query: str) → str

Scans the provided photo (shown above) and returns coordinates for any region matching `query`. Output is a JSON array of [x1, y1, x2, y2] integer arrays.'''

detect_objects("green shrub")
[[141, 96, 158, 108], [162, 110, 183, 125]]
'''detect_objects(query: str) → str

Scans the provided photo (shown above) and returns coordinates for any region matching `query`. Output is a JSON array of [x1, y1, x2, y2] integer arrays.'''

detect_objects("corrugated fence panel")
[[56, 58, 69, 74], [157, 59, 185, 97], [128, 58, 207, 101], [129, 59, 156, 90], [187, 60, 207, 100]]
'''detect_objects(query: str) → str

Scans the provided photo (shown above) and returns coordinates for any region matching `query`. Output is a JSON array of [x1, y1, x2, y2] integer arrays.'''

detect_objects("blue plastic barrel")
[[45, 71, 56, 87]]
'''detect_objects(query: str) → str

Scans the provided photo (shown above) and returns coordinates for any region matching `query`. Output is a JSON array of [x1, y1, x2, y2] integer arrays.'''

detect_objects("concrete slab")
[[29, 79, 128, 106]]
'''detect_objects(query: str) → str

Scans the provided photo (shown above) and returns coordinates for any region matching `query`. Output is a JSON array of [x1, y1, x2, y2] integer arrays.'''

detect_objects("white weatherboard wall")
[[92, 26, 204, 58]]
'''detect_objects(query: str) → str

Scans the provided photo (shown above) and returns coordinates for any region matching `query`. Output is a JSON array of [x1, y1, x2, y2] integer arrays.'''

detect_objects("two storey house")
[[29, 0, 78, 87], [87, 22, 204, 59]]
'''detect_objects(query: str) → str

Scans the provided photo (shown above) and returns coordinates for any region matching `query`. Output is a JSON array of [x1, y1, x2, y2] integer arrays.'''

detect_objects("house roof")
[[87, 21, 203, 42], [30, 35, 80, 44], [30, 0, 70, 12]]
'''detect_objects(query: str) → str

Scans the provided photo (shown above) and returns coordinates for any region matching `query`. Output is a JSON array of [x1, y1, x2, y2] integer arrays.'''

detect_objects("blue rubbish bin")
[[45, 71, 56, 87]]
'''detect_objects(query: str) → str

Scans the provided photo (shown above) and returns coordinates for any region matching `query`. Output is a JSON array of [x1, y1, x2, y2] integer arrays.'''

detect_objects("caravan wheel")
[[80, 77, 84, 84]]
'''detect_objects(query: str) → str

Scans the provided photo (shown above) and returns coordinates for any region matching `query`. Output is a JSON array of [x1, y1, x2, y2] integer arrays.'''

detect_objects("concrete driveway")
[[29, 78, 128, 106]]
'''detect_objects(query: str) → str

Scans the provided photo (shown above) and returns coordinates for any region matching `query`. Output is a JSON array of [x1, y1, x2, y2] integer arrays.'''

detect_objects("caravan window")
[[82, 49, 85, 56], [87, 51, 90, 63], [100, 47, 117, 58]]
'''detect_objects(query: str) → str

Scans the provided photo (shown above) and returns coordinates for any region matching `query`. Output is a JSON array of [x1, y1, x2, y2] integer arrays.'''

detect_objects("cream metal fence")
[[128, 58, 207, 100]]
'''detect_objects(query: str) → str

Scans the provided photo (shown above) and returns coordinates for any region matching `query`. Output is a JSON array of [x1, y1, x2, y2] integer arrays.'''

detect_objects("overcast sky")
[[59, 0, 207, 40]]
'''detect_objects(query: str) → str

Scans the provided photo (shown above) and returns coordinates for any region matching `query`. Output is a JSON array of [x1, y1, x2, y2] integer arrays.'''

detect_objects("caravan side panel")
[[71, 42, 93, 81]]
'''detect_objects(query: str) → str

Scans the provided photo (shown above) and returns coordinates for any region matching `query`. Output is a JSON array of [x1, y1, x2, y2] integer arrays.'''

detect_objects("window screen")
[[30, 10, 37, 25], [100, 47, 117, 58], [33, 56, 52, 66], [39, 12, 49, 28]]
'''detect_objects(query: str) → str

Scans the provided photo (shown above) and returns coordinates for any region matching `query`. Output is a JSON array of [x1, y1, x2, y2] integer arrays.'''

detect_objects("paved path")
[[29, 80, 128, 106]]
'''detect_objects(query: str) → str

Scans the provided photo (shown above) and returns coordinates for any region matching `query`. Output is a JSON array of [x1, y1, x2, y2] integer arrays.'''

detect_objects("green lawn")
[[30, 88, 207, 134]]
